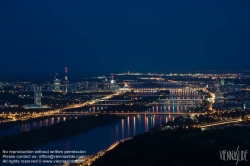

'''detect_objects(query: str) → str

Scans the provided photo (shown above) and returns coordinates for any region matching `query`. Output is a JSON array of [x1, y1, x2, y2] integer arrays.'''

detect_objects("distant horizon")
[[0, 69, 249, 82], [0, 69, 249, 76]]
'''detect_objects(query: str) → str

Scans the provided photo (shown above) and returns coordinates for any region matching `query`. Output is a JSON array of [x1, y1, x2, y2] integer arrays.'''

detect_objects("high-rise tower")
[[110, 75, 119, 92], [54, 79, 61, 92], [34, 86, 42, 105], [65, 67, 68, 93], [24, 86, 51, 109]]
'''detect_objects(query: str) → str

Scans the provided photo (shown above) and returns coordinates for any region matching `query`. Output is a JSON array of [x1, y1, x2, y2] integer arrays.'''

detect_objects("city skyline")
[[1, 67, 250, 165], [1, 1, 250, 165]]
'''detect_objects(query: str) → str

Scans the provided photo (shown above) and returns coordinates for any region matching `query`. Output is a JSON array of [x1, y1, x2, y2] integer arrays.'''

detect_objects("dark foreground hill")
[[92, 127, 250, 166]]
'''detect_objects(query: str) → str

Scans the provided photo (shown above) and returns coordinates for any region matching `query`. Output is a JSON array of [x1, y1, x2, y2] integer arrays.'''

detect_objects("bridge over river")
[[55, 112, 206, 116]]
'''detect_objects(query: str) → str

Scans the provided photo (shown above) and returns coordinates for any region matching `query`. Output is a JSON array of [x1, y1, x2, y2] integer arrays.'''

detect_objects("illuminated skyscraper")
[[220, 79, 225, 86], [34, 86, 42, 105], [103, 79, 109, 91], [111, 75, 115, 84], [109, 76, 120, 92], [24, 86, 51, 109], [65, 67, 68, 94], [54, 79, 61, 92], [77, 82, 84, 91], [83, 81, 89, 90], [90, 82, 98, 91]]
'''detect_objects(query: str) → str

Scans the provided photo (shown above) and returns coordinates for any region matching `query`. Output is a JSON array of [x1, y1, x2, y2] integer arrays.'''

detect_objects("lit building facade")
[[83, 81, 89, 90], [220, 79, 225, 86], [54, 79, 61, 92], [34, 86, 42, 105], [24, 86, 50, 109], [90, 82, 99, 91], [109, 78, 120, 92]]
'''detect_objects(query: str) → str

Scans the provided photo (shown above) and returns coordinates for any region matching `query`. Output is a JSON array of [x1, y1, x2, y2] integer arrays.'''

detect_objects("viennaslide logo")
[[219, 146, 248, 165]]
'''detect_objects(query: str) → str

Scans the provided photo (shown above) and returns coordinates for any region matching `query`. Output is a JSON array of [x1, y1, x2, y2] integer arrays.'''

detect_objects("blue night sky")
[[0, 0, 250, 75]]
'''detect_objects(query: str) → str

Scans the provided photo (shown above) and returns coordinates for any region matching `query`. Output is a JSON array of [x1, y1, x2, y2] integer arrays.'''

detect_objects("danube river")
[[2, 114, 181, 166], [0, 116, 77, 138], [33, 114, 178, 156], [1, 104, 197, 166], [0, 104, 193, 138]]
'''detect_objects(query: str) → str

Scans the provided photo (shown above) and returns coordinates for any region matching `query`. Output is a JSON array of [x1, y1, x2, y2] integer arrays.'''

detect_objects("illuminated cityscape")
[[1, 70, 250, 165], [1, 1, 250, 166]]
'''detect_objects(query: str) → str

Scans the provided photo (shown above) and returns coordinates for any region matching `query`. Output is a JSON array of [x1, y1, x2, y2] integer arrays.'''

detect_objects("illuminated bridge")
[[155, 98, 203, 105], [160, 99, 202, 101], [55, 112, 205, 116], [91, 104, 122, 106]]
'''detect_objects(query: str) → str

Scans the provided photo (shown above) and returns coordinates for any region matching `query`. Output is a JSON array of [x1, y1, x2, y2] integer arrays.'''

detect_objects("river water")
[[0, 105, 192, 138], [0, 116, 79, 138], [31, 114, 179, 166], [1, 103, 197, 165]]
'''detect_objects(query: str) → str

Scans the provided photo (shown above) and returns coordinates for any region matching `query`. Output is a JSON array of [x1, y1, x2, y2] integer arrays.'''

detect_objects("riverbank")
[[91, 126, 250, 166], [0, 115, 124, 156], [0, 115, 57, 129], [75, 137, 132, 166]]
